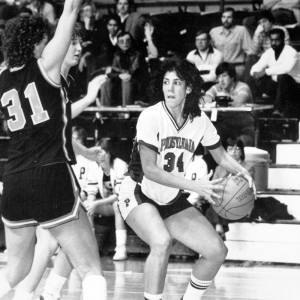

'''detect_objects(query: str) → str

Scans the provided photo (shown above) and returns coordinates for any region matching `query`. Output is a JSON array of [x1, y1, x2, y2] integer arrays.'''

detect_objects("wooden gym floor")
[[1, 251, 300, 300]]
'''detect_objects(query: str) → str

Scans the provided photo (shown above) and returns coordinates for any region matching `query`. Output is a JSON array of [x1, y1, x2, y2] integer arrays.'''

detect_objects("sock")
[[115, 229, 127, 247], [13, 288, 34, 300], [82, 275, 107, 300], [43, 270, 67, 299], [144, 292, 162, 300], [0, 273, 11, 298], [182, 273, 212, 300]]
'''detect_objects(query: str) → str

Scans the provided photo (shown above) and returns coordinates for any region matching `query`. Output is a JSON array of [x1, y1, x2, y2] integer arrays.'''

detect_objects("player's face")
[[218, 71, 234, 90], [222, 11, 234, 29], [107, 19, 119, 36], [195, 33, 210, 52], [117, 0, 129, 15], [227, 145, 242, 161], [64, 37, 82, 67], [163, 71, 188, 109], [259, 18, 272, 33], [34, 35, 49, 59]]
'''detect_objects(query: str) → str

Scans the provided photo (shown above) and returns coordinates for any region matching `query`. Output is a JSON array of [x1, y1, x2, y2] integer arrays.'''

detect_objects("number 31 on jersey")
[[1, 82, 49, 132]]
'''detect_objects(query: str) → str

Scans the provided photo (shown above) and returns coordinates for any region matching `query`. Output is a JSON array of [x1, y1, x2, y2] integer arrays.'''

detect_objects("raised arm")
[[40, 0, 83, 84]]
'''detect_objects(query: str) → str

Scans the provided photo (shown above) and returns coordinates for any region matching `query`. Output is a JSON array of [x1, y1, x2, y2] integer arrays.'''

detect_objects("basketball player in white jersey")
[[118, 56, 254, 300]]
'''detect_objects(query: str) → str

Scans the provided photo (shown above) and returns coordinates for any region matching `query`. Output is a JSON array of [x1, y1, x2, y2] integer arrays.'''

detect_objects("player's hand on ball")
[[85, 147, 106, 163], [195, 170, 224, 205], [236, 171, 257, 198]]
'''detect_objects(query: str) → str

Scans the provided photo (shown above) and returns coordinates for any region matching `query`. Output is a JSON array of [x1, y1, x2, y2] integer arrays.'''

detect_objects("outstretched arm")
[[71, 75, 107, 119], [41, 0, 83, 84], [72, 138, 105, 163]]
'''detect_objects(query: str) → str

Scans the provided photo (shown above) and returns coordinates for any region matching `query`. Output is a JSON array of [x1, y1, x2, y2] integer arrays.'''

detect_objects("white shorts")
[[118, 176, 193, 221], [118, 176, 140, 220]]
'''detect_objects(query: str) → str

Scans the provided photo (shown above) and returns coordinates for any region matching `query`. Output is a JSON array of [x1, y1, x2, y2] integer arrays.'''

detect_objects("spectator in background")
[[78, 1, 103, 79], [84, 138, 128, 261], [210, 7, 253, 81], [95, 14, 121, 69], [252, 10, 289, 56], [187, 30, 223, 91], [27, 0, 57, 23], [245, 10, 290, 100], [250, 28, 300, 118], [100, 31, 148, 106], [115, 0, 145, 50], [206, 137, 255, 240], [204, 62, 255, 146]]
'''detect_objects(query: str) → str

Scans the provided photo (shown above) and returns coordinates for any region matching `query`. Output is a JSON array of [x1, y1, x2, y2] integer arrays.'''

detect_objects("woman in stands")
[[206, 136, 255, 240], [118, 56, 254, 300], [0, 3, 107, 299], [84, 138, 128, 261]]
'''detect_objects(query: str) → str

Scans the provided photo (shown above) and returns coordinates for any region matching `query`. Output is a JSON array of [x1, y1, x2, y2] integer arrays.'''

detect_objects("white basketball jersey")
[[137, 101, 220, 204]]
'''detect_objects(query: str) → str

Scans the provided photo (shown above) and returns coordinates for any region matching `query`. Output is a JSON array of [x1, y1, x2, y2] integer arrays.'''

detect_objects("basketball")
[[212, 175, 255, 220]]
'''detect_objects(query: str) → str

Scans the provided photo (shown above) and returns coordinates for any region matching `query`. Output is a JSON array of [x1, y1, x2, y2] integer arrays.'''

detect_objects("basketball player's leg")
[[0, 225, 36, 298], [92, 202, 127, 260], [126, 203, 172, 298], [48, 205, 107, 300], [112, 201, 127, 260], [165, 207, 227, 300], [40, 248, 73, 300], [12, 227, 59, 300]]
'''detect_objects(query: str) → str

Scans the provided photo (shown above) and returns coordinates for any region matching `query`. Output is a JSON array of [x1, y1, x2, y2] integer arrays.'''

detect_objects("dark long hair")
[[96, 138, 117, 167], [3, 14, 52, 68], [224, 136, 245, 161], [148, 56, 204, 121]]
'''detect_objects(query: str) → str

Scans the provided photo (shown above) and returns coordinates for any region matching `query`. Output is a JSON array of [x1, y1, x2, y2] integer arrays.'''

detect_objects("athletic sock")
[[144, 292, 163, 300], [115, 229, 127, 247], [82, 275, 107, 300], [12, 288, 34, 300], [182, 274, 212, 300], [42, 270, 67, 299], [0, 273, 11, 298]]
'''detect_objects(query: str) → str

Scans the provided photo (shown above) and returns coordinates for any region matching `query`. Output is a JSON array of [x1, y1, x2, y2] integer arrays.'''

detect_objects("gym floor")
[[1, 251, 300, 300]]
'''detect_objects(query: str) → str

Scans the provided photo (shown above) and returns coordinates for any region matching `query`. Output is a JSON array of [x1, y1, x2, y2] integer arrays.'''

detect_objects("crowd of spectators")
[[1, 0, 300, 121]]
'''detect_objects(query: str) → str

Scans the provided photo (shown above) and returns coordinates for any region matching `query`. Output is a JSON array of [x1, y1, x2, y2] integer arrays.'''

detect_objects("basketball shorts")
[[1, 162, 82, 229], [118, 176, 193, 221]]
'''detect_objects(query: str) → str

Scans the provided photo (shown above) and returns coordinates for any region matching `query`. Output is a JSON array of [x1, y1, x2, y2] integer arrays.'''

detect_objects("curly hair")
[[2, 14, 52, 68], [148, 56, 204, 121]]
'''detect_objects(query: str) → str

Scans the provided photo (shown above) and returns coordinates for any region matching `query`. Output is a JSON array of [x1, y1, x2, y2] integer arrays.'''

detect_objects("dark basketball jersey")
[[0, 59, 76, 175]]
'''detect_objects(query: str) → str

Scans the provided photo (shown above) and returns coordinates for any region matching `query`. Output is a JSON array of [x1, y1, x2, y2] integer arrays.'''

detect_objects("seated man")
[[245, 9, 290, 99], [100, 31, 148, 106], [252, 10, 290, 56], [204, 62, 255, 146], [250, 28, 300, 118], [210, 7, 253, 80], [187, 30, 223, 91]]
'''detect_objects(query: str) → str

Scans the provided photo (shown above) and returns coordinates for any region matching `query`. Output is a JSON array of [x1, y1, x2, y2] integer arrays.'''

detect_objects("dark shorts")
[[1, 162, 81, 229], [118, 176, 193, 220]]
